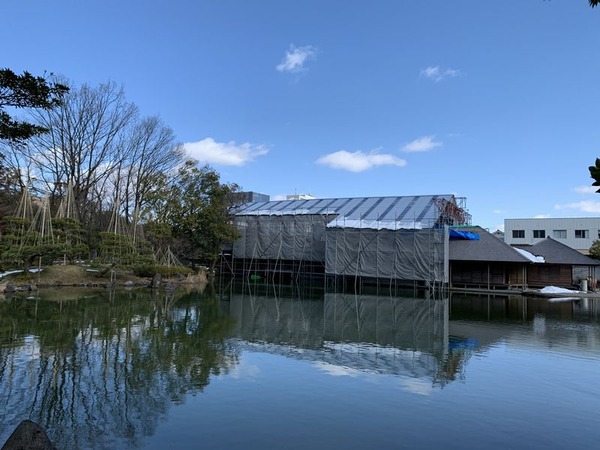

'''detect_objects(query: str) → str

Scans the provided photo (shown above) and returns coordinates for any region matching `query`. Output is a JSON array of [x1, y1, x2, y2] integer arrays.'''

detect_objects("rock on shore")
[[1, 420, 55, 450]]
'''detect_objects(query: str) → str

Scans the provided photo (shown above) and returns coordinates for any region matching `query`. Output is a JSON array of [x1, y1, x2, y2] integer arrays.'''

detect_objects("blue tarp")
[[449, 229, 480, 240]]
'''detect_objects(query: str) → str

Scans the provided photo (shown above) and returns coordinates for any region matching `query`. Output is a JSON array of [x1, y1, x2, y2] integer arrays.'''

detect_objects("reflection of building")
[[222, 286, 457, 384], [449, 293, 600, 355]]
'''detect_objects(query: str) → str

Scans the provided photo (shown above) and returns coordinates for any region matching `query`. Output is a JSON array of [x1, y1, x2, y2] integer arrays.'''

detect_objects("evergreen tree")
[[0, 69, 68, 144]]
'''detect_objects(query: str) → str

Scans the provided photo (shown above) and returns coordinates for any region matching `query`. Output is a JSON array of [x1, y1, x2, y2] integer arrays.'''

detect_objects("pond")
[[1, 283, 599, 449]]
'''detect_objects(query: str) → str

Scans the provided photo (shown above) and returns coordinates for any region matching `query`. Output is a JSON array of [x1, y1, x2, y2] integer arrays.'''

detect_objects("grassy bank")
[[0, 264, 208, 291]]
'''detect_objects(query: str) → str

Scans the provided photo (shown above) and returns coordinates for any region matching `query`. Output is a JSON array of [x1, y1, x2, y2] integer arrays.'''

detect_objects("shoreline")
[[0, 264, 209, 296]]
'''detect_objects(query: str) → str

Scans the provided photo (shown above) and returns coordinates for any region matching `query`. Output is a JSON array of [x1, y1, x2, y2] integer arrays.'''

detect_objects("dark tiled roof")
[[449, 226, 531, 263], [515, 238, 600, 266]]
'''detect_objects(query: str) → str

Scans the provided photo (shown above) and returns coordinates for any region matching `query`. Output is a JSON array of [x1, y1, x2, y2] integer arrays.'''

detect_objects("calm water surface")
[[1, 284, 599, 449]]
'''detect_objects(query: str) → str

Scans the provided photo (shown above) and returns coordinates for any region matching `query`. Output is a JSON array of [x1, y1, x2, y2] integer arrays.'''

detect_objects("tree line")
[[0, 69, 240, 274]]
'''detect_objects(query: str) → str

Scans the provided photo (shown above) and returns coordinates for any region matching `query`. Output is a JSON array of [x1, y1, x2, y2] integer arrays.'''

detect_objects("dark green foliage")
[[145, 160, 240, 270], [131, 264, 193, 278], [1, 243, 70, 268], [591, 0, 599, 7], [589, 158, 600, 193], [0, 68, 68, 144], [96, 231, 156, 268], [589, 239, 600, 259], [97, 232, 134, 264]]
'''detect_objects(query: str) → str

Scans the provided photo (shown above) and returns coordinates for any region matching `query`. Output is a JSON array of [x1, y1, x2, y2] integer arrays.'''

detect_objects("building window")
[[575, 229, 589, 239], [553, 230, 567, 239], [533, 230, 546, 239], [512, 230, 525, 239]]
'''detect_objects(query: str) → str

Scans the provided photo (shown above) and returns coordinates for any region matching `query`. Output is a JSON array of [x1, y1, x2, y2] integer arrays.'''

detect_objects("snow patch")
[[539, 286, 580, 294], [514, 247, 545, 263]]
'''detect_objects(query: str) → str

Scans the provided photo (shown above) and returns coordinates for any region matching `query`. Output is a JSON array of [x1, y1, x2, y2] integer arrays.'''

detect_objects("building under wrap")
[[224, 194, 471, 285]]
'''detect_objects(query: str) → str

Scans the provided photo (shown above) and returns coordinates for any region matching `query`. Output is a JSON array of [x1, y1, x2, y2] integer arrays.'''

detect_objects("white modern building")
[[504, 217, 600, 254]]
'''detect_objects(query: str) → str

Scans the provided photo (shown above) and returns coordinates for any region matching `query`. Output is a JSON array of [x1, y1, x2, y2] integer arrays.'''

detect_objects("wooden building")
[[515, 238, 600, 289], [449, 226, 530, 290]]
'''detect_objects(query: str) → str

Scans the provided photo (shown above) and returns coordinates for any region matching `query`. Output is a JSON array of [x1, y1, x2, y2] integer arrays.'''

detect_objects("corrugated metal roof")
[[234, 194, 457, 226]]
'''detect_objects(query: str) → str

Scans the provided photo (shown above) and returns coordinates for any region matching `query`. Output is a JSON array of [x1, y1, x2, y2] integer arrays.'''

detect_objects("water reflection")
[[0, 288, 238, 450], [2, 285, 600, 449], [222, 284, 460, 387], [449, 292, 600, 355]]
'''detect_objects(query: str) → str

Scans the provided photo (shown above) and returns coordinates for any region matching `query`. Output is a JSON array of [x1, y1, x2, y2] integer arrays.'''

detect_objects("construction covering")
[[325, 226, 448, 282], [232, 214, 333, 262], [231, 194, 466, 282]]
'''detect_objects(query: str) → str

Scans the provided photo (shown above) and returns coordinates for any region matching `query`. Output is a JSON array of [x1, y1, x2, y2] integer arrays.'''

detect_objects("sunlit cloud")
[[554, 201, 600, 214], [534, 214, 551, 219], [316, 150, 407, 173], [420, 65, 460, 82], [276, 45, 317, 74], [183, 137, 268, 166], [574, 185, 598, 194], [401, 135, 442, 153]]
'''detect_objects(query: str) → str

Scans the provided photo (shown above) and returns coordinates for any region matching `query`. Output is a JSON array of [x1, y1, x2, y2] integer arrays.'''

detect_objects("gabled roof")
[[449, 226, 531, 263], [235, 194, 463, 228], [515, 238, 600, 266]]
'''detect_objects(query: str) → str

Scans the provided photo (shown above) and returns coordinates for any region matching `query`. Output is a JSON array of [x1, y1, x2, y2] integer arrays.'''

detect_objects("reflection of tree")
[[433, 336, 474, 387], [0, 288, 238, 449]]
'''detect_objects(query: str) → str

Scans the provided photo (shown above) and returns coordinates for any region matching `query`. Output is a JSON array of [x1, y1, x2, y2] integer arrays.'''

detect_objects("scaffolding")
[[222, 195, 470, 291]]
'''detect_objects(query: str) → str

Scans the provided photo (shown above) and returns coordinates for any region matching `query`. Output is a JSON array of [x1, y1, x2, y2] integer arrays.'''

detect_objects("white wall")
[[504, 217, 600, 253]]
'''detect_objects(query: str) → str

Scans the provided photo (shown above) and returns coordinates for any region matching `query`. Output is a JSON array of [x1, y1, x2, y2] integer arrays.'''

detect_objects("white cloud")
[[402, 135, 442, 153], [313, 362, 363, 377], [493, 209, 506, 215], [534, 214, 551, 219], [420, 65, 460, 82], [574, 185, 598, 194], [227, 361, 261, 380], [554, 201, 600, 214], [183, 138, 268, 166], [398, 378, 434, 396], [316, 150, 407, 173], [276, 45, 317, 73]]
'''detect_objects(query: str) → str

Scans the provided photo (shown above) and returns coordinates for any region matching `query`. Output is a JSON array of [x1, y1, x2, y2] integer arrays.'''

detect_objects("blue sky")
[[2, 1, 600, 231]]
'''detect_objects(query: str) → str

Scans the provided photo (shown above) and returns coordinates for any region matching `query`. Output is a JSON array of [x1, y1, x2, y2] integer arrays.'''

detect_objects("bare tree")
[[115, 116, 184, 227], [29, 80, 138, 227], [5, 78, 185, 259]]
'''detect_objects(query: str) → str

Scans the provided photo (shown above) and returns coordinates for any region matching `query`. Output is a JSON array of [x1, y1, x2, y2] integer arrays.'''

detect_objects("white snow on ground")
[[0, 270, 24, 279], [514, 247, 545, 263], [540, 286, 581, 294], [0, 269, 44, 279]]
